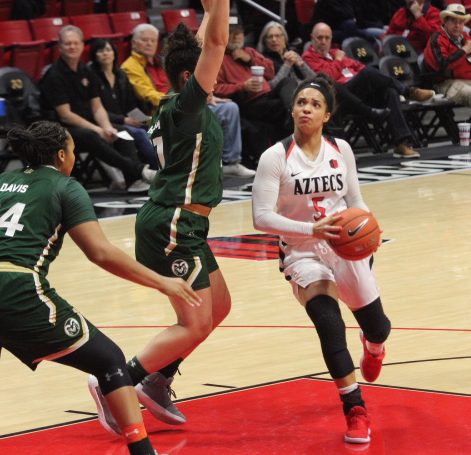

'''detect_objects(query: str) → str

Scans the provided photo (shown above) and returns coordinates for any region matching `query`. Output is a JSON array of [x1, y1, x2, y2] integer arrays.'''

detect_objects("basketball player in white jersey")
[[252, 75, 391, 444]]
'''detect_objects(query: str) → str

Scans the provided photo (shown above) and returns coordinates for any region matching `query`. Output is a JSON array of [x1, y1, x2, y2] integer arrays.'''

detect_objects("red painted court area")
[[1, 378, 470, 454]]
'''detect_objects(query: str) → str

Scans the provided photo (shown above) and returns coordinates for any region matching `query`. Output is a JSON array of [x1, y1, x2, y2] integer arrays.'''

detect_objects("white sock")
[[338, 382, 359, 395]]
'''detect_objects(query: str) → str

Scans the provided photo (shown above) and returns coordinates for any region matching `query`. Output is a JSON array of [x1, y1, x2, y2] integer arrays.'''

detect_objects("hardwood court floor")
[[0, 168, 470, 453]]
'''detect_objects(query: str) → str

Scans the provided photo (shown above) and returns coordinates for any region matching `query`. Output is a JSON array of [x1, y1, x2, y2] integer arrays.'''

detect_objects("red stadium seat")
[[61, 0, 94, 16], [30, 16, 71, 63], [0, 21, 46, 81], [70, 13, 126, 62], [44, 0, 62, 17], [109, 11, 149, 37], [160, 8, 200, 34], [109, 11, 149, 57], [294, 0, 315, 25], [112, 0, 147, 12]]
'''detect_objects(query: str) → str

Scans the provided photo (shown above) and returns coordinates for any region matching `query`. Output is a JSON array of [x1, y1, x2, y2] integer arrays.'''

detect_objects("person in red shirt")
[[122, 23, 255, 177], [384, 0, 441, 53], [215, 24, 291, 143], [424, 3, 471, 106], [302, 22, 435, 158]]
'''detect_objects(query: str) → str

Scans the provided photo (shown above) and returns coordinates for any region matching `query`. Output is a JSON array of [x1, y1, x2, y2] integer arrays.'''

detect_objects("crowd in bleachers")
[[0, 0, 470, 190]]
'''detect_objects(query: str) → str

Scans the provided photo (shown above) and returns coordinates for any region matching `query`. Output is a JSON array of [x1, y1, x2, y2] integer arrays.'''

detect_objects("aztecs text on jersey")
[[278, 136, 349, 223]]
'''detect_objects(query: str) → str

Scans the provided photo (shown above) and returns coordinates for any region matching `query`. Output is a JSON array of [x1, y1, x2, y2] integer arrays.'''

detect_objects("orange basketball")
[[329, 208, 381, 261]]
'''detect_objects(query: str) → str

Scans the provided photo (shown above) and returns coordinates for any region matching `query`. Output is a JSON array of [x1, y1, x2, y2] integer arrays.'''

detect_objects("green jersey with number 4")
[[0, 166, 97, 277]]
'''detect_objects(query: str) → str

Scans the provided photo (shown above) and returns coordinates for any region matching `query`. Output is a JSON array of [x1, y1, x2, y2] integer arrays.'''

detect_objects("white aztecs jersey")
[[277, 135, 349, 226]]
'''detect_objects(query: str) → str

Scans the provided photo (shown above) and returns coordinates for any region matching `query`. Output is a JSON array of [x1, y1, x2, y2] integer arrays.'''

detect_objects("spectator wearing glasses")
[[122, 23, 255, 177], [256, 21, 391, 127]]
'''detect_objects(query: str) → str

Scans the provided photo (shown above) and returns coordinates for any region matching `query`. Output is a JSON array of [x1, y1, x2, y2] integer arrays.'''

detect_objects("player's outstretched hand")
[[312, 213, 343, 240], [160, 278, 202, 307]]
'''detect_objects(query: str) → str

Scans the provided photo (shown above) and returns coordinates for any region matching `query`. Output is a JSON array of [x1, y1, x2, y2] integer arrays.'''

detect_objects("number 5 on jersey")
[[311, 197, 326, 221]]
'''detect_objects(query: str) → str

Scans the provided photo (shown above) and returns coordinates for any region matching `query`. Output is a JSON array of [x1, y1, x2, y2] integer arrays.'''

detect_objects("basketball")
[[329, 208, 381, 261]]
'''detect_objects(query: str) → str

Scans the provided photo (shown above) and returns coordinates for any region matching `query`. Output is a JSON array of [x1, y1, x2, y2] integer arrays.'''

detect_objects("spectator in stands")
[[215, 23, 290, 148], [384, 0, 442, 53], [122, 24, 255, 176], [121, 24, 167, 115], [424, 3, 471, 105], [39, 25, 155, 192], [256, 21, 391, 125], [309, 0, 381, 47], [89, 38, 157, 170], [235, 0, 300, 47], [256, 21, 314, 112], [303, 22, 435, 158]]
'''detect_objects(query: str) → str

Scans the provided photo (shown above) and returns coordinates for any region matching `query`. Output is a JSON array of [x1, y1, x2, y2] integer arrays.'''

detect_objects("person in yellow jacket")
[[121, 22, 256, 177], [121, 23, 168, 114]]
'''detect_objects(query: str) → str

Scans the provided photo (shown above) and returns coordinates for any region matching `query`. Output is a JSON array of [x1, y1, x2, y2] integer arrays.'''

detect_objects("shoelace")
[[167, 384, 177, 399]]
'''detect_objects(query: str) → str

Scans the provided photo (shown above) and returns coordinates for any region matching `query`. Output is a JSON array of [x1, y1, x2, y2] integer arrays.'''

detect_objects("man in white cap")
[[424, 3, 471, 105]]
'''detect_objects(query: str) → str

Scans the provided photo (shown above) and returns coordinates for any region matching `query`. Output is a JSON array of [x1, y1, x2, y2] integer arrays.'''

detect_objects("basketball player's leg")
[[55, 331, 155, 454], [135, 285, 215, 372], [127, 279, 227, 426], [353, 298, 391, 383], [291, 268, 370, 444], [335, 257, 391, 382]]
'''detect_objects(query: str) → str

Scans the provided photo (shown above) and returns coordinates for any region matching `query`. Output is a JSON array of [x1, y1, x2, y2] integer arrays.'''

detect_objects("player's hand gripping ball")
[[329, 207, 381, 260]]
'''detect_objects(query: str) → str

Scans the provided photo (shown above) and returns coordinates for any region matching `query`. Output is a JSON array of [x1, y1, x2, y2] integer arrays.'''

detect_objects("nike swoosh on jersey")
[[291, 172, 302, 177], [348, 219, 369, 236]]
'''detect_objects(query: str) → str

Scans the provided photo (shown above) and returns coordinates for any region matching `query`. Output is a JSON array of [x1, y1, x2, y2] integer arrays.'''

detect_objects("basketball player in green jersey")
[[0, 121, 201, 455], [88, 0, 232, 430]]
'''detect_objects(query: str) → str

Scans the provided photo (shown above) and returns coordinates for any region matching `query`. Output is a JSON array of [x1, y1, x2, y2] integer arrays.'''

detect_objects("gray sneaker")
[[223, 163, 256, 178], [127, 179, 150, 193], [141, 164, 157, 183], [87, 375, 121, 436], [135, 372, 187, 425]]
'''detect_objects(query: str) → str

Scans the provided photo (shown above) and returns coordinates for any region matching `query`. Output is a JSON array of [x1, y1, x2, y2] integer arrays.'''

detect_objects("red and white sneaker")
[[344, 406, 371, 444], [359, 331, 385, 383]]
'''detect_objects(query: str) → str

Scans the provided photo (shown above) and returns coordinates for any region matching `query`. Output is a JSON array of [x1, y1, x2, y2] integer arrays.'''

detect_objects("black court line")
[[65, 410, 98, 416], [202, 383, 237, 389]]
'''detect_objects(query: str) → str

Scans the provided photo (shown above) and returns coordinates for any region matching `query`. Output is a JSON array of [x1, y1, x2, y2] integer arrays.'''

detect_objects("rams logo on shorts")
[[64, 317, 81, 337], [171, 259, 189, 277]]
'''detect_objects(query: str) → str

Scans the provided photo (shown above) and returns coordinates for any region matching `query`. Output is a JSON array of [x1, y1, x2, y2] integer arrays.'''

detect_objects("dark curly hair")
[[292, 74, 337, 114], [164, 23, 201, 91], [7, 121, 69, 168]]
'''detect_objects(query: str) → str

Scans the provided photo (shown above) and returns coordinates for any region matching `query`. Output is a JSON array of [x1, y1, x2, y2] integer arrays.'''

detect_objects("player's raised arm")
[[194, 0, 230, 94]]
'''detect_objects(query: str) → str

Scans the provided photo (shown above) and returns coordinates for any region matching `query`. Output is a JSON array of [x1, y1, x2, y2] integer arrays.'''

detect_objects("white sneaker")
[[223, 163, 256, 178], [87, 375, 121, 436], [141, 164, 156, 183], [127, 179, 150, 193]]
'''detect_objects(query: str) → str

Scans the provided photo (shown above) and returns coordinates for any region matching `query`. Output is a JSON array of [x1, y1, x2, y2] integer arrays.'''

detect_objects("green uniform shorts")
[[0, 265, 98, 370], [135, 201, 219, 290]]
